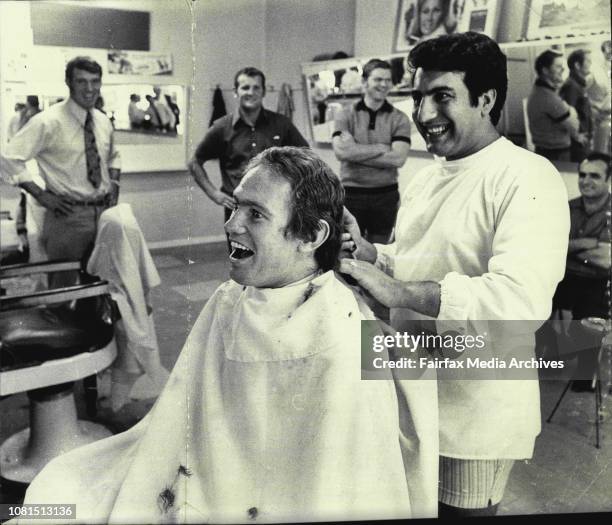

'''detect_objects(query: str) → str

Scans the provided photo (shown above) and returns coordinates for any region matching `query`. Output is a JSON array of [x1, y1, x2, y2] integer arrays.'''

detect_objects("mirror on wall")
[[302, 55, 426, 150], [100, 84, 185, 136], [302, 35, 611, 163], [500, 36, 611, 160], [2, 83, 187, 142]]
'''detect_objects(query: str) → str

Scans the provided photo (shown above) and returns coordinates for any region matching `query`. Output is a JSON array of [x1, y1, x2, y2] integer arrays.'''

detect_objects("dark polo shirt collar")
[[535, 78, 556, 91], [232, 107, 269, 128], [355, 98, 393, 130], [568, 70, 587, 87], [355, 98, 393, 113]]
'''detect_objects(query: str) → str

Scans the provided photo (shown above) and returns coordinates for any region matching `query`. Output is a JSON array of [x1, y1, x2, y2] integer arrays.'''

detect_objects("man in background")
[[4, 95, 42, 264], [128, 93, 147, 129], [145, 89, 174, 133], [332, 58, 411, 244], [7, 103, 26, 140], [553, 153, 611, 391], [1, 56, 121, 286], [527, 49, 585, 162], [560, 49, 593, 162], [188, 66, 308, 239]]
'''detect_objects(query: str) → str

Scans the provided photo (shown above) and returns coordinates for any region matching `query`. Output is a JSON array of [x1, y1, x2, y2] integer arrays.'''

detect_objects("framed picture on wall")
[[393, 0, 499, 53], [108, 51, 173, 76], [456, 0, 500, 37], [526, 0, 611, 41]]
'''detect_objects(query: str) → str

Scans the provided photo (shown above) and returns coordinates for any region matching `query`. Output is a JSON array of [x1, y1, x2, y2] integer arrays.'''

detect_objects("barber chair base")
[[0, 389, 112, 484]]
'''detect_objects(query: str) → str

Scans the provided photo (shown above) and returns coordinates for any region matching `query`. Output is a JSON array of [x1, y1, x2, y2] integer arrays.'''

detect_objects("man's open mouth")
[[424, 123, 451, 140], [229, 240, 254, 261]]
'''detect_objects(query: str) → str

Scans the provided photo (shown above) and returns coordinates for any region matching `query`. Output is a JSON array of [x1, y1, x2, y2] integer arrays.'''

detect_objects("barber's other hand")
[[340, 207, 377, 263], [36, 190, 73, 216], [338, 258, 402, 308], [212, 190, 236, 210]]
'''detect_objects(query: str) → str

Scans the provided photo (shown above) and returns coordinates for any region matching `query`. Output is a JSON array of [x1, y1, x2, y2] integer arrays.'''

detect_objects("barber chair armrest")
[[0, 281, 110, 311], [1, 260, 81, 278]]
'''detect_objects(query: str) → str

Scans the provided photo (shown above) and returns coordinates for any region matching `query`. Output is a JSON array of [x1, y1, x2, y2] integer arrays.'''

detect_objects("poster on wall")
[[393, 0, 499, 52], [1, 51, 30, 82], [526, 0, 612, 40], [108, 50, 173, 76], [456, 0, 500, 35]]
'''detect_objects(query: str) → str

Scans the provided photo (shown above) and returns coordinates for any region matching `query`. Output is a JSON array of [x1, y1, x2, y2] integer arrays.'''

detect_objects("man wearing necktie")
[[1, 56, 121, 284]]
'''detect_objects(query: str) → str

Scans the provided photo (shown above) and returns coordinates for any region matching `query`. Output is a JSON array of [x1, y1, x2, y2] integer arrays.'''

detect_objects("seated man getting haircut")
[[23, 147, 436, 523]]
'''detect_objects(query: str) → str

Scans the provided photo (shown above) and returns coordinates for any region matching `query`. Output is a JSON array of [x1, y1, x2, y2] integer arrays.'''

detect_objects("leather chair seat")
[[0, 299, 114, 371]]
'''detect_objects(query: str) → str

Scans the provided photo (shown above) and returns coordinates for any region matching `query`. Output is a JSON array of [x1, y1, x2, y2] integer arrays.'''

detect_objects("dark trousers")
[[552, 273, 609, 379], [41, 204, 107, 288], [344, 184, 399, 243], [535, 146, 571, 162]]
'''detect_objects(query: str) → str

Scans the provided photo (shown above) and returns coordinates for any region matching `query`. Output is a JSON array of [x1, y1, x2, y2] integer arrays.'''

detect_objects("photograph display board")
[[393, 0, 500, 52], [526, 0, 611, 40]]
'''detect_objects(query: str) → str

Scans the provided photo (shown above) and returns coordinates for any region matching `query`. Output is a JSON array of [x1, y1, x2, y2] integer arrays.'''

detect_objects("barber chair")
[[0, 260, 117, 484], [547, 317, 611, 448]]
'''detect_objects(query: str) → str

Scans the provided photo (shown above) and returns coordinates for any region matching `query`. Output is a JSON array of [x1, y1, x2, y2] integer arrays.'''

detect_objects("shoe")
[[570, 380, 595, 393]]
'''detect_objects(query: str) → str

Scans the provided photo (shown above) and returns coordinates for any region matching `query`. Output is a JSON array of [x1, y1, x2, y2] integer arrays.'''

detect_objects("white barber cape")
[[87, 204, 169, 409], [23, 271, 436, 523]]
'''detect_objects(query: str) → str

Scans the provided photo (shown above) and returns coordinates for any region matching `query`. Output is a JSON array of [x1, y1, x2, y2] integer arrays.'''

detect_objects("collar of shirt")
[[568, 71, 587, 88], [435, 136, 505, 175], [571, 193, 612, 216], [535, 78, 556, 91], [232, 107, 269, 128], [66, 97, 89, 127], [355, 98, 393, 114]]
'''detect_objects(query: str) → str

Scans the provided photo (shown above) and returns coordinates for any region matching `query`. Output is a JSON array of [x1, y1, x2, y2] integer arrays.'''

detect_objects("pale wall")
[[1, 0, 580, 248]]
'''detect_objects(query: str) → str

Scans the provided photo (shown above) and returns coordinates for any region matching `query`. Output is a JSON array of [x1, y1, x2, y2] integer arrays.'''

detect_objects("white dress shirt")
[[1, 97, 121, 200]]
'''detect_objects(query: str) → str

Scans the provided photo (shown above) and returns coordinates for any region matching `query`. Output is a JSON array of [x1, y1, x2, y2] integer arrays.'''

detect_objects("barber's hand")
[[36, 190, 73, 217], [338, 258, 402, 308], [212, 190, 236, 210], [577, 132, 590, 146], [340, 207, 377, 263]]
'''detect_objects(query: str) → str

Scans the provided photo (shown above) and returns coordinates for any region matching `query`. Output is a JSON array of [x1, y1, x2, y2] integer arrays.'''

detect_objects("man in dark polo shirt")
[[553, 152, 611, 391], [527, 49, 585, 162], [332, 59, 411, 244], [188, 67, 309, 236], [560, 49, 593, 163]]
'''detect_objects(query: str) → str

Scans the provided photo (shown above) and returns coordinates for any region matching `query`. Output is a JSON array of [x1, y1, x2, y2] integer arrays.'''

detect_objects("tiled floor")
[[1, 241, 611, 518]]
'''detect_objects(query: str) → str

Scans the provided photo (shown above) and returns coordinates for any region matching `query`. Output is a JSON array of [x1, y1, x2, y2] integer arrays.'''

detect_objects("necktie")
[[84, 111, 102, 188]]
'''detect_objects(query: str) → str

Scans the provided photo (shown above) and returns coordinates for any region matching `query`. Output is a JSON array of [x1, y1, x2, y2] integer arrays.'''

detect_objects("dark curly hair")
[[408, 31, 508, 125]]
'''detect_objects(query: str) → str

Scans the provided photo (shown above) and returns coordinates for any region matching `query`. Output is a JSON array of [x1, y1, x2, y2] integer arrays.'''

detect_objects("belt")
[[49, 191, 109, 206], [344, 183, 398, 195], [69, 196, 109, 206]]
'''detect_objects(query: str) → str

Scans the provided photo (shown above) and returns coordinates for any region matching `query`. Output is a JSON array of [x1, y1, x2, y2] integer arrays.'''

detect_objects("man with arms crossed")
[[554, 153, 611, 391], [527, 49, 585, 162], [340, 33, 570, 517], [23, 147, 437, 523], [188, 67, 308, 234], [1, 56, 121, 285], [332, 59, 411, 244], [560, 49, 593, 162]]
